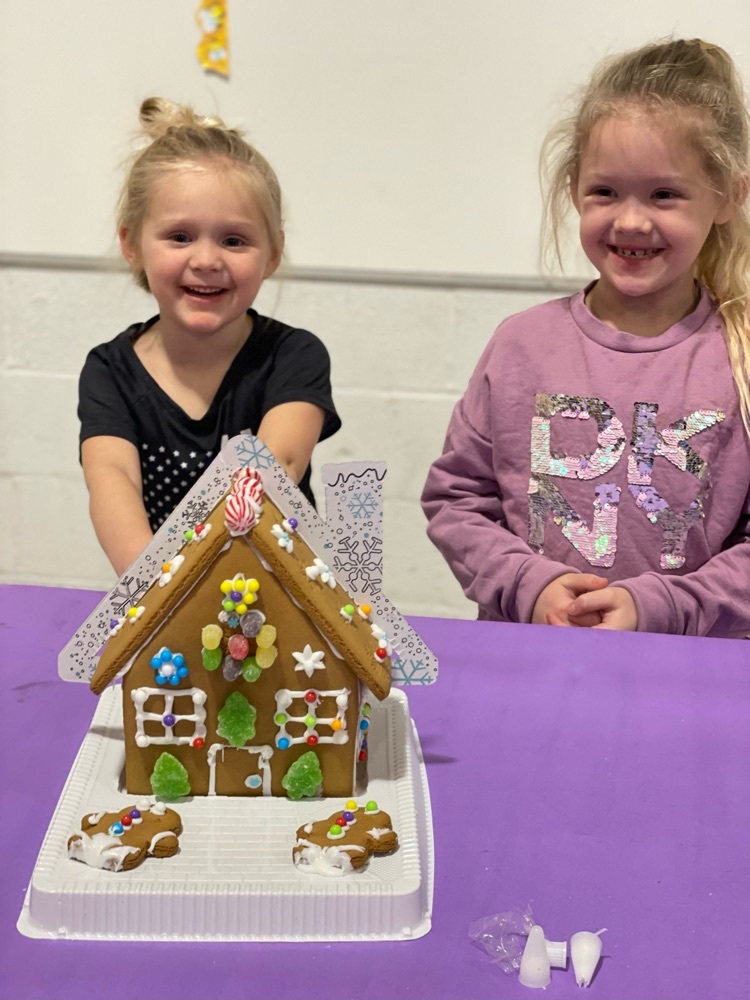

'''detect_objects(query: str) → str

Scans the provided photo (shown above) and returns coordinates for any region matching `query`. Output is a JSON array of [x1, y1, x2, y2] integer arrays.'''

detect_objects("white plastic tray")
[[18, 687, 433, 942]]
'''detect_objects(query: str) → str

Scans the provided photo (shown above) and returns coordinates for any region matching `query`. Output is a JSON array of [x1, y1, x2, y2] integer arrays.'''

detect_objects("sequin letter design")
[[628, 405, 724, 569], [528, 395, 625, 567]]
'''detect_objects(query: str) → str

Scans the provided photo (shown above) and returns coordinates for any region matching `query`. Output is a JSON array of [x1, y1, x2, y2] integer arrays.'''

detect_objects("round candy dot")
[[331, 719, 342, 731], [329, 824, 342, 836], [156, 674, 167, 685], [236, 603, 248, 615], [184, 529, 195, 541], [306, 734, 319, 746], [173, 654, 185, 669], [335, 816, 346, 827], [223, 599, 236, 612], [274, 713, 287, 725], [358, 750, 368, 762], [169, 675, 180, 686], [345, 800, 357, 811], [178, 666, 189, 678], [195, 523, 205, 534], [278, 737, 290, 750], [365, 800, 378, 812], [360, 604, 371, 616], [230, 590, 243, 603], [163, 714, 176, 727], [220, 580, 233, 594], [247, 579, 260, 592], [192, 737, 205, 749], [127, 607, 139, 619], [362, 705, 371, 716], [304, 714, 316, 727], [375, 648, 387, 660], [111, 822, 124, 835], [343, 604, 355, 616], [162, 562, 171, 573], [121, 815, 132, 827], [287, 518, 298, 530], [228, 634, 250, 660], [304, 691, 317, 704], [160, 648, 172, 662], [343, 811, 355, 823], [150, 655, 161, 669], [359, 719, 369, 731], [129, 809, 141, 819]]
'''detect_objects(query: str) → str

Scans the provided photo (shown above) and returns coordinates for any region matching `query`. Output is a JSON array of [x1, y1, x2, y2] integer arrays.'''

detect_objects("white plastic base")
[[18, 687, 433, 941]]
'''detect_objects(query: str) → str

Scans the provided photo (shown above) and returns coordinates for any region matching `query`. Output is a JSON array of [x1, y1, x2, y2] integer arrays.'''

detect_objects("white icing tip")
[[518, 925, 551, 989], [570, 930, 604, 987]]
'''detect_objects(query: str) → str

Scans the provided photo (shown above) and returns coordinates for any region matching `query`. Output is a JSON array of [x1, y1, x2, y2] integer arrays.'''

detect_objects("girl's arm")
[[256, 401, 325, 484], [81, 436, 153, 576], [421, 395, 600, 623]]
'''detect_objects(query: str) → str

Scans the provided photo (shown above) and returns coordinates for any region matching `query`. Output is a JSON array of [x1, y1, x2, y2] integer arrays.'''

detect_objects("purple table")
[[3, 584, 749, 999]]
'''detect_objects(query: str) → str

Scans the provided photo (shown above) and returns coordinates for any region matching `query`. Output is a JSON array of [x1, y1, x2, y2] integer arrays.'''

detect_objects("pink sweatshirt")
[[422, 287, 750, 637]]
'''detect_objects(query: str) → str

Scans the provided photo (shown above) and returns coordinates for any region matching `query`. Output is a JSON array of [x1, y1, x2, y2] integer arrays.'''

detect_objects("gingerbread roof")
[[89, 468, 392, 700]]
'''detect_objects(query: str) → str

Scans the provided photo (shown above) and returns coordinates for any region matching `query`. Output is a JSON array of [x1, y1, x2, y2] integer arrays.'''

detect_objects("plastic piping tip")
[[519, 924, 551, 989], [570, 929, 605, 987], [545, 937, 567, 969]]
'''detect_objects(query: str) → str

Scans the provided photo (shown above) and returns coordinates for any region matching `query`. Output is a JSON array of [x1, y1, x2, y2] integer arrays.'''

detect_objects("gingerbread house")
[[88, 464, 395, 800]]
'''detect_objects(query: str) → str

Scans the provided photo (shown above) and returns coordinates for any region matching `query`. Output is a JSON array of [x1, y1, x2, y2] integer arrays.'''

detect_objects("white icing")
[[367, 827, 391, 840], [305, 558, 336, 589], [109, 606, 145, 637], [148, 831, 176, 851], [274, 688, 350, 747], [131, 686, 207, 747], [186, 523, 212, 543], [85, 811, 106, 825], [206, 743, 274, 796], [150, 802, 167, 816], [68, 832, 140, 872], [158, 554, 185, 587], [294, 839, 365, 877], [271, 523, 294, 553]]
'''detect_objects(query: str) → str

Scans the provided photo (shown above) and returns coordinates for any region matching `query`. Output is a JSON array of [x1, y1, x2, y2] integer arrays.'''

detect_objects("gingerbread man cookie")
[[68, 799, 182, 872], [293, 799, 398, 876]]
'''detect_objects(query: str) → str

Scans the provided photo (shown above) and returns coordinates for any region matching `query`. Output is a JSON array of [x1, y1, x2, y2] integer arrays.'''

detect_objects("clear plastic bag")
[[468, 904, 535, 974]]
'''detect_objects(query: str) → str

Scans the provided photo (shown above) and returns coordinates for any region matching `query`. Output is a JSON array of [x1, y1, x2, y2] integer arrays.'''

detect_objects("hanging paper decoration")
[[195, 0, 229, 78]]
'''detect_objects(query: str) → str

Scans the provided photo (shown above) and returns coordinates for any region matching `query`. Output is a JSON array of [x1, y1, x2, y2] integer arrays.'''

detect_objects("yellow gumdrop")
[[256, 645, 278, 669], [201, 624, 223, 650], [256, 625, 277, 649]]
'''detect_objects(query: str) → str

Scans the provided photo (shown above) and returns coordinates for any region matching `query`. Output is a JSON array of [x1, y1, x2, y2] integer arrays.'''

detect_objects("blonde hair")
[[118, 97, 284, 292], [541, 38, 750, 429]]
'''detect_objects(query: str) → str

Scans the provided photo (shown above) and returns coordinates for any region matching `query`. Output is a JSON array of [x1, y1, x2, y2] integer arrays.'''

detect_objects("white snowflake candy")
[[305, 558, 336, 589], [271, 523, 294, 552], [292, 644, 326, 678]]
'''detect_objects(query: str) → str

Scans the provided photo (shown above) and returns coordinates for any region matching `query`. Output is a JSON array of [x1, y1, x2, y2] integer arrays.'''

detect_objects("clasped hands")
[[531, 573, 637, 631]]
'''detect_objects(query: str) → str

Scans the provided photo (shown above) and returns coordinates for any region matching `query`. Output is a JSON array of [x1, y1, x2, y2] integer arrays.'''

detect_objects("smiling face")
[[120, 160, 281, 343], [572, 112, 733, 334]]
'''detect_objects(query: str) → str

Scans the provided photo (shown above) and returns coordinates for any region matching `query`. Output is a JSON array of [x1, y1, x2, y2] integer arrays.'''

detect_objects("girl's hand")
[[532, 573, 609, 627], [563, 586, 638, 631]]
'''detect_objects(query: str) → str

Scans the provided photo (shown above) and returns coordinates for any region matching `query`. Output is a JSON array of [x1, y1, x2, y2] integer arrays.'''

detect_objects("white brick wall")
[[0, 261, 562, 618]]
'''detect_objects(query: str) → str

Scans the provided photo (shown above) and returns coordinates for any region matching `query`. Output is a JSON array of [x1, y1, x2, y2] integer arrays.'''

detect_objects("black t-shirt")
[[78, 310, 341, 531]]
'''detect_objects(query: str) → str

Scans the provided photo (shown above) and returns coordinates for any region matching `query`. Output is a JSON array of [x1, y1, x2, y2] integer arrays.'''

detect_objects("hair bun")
[[138, 97, 228, 139]]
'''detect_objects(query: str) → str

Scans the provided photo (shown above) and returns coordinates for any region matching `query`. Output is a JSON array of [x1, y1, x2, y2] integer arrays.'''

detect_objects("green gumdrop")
[[150, 752, 191, 800], [217, 691, 256, 747], [281, 750, 323, 801], [241, 657, 261, 683], [202, 647, 222, 671]]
